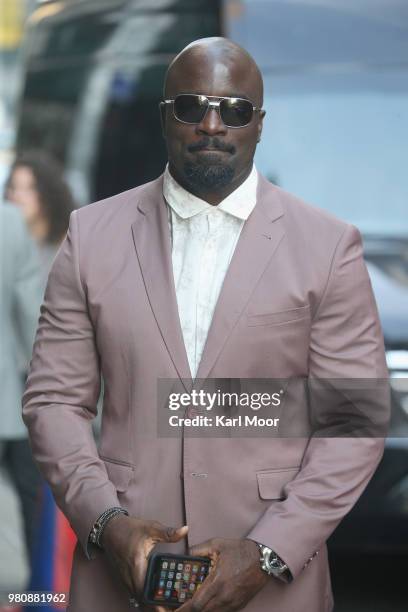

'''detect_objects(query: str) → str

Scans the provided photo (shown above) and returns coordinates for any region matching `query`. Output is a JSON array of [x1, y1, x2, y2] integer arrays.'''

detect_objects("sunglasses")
[[161, 94, 263, 128]]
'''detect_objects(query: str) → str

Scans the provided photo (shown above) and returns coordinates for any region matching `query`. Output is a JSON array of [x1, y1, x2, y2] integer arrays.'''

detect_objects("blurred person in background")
[[3, 151, 77, 603], [4, 150, 76, 290], [0, 203, 41, 583]]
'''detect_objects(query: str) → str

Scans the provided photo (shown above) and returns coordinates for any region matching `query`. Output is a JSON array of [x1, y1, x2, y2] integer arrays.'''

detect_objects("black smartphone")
[[143, 552, 211, 608]]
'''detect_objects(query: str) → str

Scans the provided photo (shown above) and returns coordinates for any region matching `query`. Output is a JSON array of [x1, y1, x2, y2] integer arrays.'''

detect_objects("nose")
[[195, 105, 227, 136]]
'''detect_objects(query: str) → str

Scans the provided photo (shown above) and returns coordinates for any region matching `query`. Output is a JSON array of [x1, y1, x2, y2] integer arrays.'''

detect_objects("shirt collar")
[[163, 163, 258, 221]]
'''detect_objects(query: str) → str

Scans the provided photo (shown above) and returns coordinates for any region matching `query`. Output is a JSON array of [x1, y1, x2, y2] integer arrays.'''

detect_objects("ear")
[[159, 102, 167, 138], [257, 109, 266, 143]]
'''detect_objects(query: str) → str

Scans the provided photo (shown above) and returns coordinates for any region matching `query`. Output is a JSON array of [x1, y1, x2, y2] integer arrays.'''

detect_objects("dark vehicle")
[[16, 0, 222, 204], [16, 0, 408, 552]]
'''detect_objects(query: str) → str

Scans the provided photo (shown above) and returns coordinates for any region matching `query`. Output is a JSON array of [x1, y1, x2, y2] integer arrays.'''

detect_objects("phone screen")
[[145, 554, 211, 607]]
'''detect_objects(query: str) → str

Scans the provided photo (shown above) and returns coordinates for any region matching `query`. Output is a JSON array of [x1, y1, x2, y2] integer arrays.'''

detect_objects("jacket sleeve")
[[22, 210, 121, 559], [247, 224, 390, 579]]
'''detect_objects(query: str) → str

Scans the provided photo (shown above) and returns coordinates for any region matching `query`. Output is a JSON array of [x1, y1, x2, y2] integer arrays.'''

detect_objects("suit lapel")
[[131, 174, 285, 384], [195, 175, 285, 380], [131, 178, 192, 383]]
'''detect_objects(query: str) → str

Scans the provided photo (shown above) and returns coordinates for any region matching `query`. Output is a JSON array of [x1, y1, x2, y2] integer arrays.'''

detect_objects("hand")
[[101, 514, 188, 611], [178, 538, 269, 612]]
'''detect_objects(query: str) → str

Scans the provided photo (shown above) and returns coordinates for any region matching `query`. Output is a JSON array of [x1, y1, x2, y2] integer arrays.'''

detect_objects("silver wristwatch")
[[257, 543, 288, 578]]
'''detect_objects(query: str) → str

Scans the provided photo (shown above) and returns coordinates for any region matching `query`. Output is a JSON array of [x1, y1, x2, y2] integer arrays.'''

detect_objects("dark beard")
[[183, 155, 235, 190]]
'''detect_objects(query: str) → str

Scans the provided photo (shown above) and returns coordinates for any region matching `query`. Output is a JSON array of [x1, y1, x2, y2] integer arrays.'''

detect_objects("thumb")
[[150, 523, 188, 544]]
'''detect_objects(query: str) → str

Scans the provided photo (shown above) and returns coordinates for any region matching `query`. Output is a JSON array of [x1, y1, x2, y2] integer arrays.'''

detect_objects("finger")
[[177, 570, 219, 612], [149, 523, 189, 543], [177, 589, 219, 612], [189, 539, 219, 558], [190, 543, 219, 571]]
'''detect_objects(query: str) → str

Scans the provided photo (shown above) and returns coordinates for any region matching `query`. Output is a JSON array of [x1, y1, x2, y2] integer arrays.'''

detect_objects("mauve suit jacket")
[[22, 173, 389, 612]]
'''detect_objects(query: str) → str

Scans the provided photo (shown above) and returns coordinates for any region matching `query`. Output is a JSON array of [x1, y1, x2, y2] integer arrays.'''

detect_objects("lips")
[[196, 148, 230, 153], [187, 138, 235, 155]]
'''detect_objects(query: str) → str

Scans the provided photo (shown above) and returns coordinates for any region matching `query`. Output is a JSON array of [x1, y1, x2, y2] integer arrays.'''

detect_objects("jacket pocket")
[[101, 457, 134, 493], [247, 304, 310, 327], [256, 467, 300, 500]]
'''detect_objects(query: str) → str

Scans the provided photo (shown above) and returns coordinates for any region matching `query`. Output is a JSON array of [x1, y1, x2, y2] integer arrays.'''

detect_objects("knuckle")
[[165, 526, 176, 540]]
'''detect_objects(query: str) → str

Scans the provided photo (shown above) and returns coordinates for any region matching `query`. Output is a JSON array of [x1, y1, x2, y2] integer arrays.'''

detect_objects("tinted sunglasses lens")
[[220, 98, 253, 127], [173, 95, 208, 123]]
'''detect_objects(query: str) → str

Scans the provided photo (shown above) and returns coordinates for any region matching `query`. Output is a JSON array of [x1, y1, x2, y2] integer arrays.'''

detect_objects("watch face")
[[270, 557, 282, 569], [262, 548, 285, 574]]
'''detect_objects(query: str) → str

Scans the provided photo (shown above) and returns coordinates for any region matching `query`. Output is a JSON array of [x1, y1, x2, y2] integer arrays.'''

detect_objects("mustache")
[[187, 137, 236, 154]]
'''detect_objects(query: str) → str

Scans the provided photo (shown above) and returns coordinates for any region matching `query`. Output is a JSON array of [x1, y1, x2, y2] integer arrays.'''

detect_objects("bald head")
[[164, 37, 263, 106], [161, 37, 265, 204]]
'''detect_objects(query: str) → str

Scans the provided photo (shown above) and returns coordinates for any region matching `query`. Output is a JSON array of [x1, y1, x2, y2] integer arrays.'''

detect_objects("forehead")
[[166, 51, 260, 102]]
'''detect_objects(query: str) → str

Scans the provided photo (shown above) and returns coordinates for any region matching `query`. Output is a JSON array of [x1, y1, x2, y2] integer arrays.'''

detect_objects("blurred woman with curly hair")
[[4, 149, 76, 287], [2, 150, 77, 584]]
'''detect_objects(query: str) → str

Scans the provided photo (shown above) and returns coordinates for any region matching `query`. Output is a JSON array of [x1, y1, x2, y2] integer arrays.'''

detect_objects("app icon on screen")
[[162, 562, 168, 569]]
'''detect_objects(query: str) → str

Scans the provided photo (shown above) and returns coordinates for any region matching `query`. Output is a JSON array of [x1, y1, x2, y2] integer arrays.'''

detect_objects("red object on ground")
[[53, 509, 76, 601]]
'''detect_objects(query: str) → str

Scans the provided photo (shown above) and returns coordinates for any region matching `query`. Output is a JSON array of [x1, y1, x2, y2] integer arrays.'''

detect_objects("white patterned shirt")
[[163, 165, 258, 378]]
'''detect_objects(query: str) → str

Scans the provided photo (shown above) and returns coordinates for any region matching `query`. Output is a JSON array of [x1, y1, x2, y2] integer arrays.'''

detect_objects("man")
[[0, 203, 42, 578], [23, 38, 389, 612]]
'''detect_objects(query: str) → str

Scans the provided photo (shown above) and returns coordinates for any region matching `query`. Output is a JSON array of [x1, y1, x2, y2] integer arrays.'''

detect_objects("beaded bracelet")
[[89, 507, 129, 548]]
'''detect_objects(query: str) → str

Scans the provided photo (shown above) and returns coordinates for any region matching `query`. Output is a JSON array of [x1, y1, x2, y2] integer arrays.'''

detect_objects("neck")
[[28, 216, 49, 243], [168, 163, 253, 205]]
